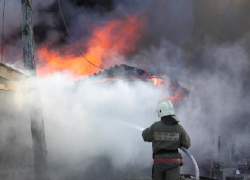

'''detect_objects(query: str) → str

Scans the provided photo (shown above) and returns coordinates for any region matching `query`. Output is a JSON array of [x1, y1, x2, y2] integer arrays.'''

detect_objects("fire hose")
[[180, 147, 200, 180]]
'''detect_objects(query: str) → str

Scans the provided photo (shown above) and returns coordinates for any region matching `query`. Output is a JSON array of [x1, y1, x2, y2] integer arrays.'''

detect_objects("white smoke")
[[28, 74, 164, 179], [126, 38, 250, 175], [2, 39, 249, 178]]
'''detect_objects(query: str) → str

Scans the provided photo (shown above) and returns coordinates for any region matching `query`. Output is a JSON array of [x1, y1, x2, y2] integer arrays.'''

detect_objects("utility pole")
[[210, 131, 214, 178], [217, 135, 221, 170], [21, 0, 49, 180]]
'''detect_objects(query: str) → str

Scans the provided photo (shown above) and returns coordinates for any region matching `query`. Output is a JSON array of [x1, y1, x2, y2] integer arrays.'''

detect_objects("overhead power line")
[[1, 0, 6, 62], [57, 0, 107, 71]]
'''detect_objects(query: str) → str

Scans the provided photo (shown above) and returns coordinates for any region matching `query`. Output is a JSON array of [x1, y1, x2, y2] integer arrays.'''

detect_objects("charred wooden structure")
[[92, 64, 191, 106]]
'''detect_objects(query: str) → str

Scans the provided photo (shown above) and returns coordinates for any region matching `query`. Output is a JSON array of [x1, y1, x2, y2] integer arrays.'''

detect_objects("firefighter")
[[142, 100, 191, 180]]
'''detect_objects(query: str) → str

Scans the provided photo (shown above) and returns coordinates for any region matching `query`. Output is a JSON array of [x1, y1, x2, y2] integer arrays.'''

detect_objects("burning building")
[[91, 64, 191, 106]]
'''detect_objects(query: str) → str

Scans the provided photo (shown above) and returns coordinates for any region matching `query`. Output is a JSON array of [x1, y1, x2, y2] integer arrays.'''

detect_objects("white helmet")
[[157, 100, 175, 118]]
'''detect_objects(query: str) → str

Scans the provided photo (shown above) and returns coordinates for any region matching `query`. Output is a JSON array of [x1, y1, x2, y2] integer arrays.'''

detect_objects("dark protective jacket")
[[142, 116, 191, 153]]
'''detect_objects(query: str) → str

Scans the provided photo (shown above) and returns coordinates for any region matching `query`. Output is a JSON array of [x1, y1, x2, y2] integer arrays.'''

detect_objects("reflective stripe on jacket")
[[142, 117, 191, 152]]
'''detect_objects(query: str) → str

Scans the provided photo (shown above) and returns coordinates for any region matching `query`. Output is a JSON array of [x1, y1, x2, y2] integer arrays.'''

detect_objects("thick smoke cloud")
[[2, 0, 250, 49], [2, 0, 250, 66], [19, 75, 164, 179], [176, 42, 250, 174]]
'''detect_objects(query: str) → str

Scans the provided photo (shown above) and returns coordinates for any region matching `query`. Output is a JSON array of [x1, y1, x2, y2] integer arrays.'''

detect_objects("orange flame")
[[151, 76, 164, 88], [149, 77, 189, 106], [37, 14, 146, 77]]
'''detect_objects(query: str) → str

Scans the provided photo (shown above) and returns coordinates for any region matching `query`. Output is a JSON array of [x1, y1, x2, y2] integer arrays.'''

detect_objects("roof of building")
[[0, 62, 28, 91]]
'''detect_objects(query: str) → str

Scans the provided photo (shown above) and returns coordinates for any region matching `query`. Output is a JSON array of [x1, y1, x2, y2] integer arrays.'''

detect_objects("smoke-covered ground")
[[0, 0, 250, 179]]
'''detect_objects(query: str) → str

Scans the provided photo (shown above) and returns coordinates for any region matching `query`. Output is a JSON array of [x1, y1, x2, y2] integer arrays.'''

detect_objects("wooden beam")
[[0, 83, 28, 91], [0, 62, 27, 81], [0, 84, 17, 91]]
